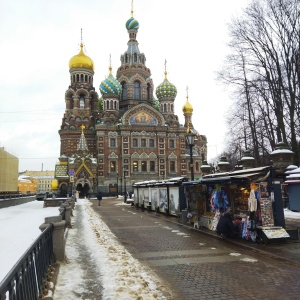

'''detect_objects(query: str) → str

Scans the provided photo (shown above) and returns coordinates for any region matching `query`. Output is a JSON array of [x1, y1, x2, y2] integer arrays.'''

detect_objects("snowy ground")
[[0, 201, 60, 282], [0, 199, 299, 295], [53, 198, 172, 300], [284, 208, 300, 219]]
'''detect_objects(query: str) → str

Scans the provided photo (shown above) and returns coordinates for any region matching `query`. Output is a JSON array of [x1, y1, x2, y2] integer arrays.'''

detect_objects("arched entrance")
[[59, 183, 68, 197], [75, 179, 92, 198]]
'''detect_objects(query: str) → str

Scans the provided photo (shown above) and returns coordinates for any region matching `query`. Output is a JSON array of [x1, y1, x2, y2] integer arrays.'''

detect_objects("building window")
[[110, 161, 116, 172], [141, 139, 146, 147], [133, 138, 138, 147], [170, 161, 175, 172], [169, 139, 175, 149], [150, 161, 155, 171], [149, 139, 154, 147], [110, 138, 116, 147], [133, 161, 138, 171], [121, 82, 127, 100], [141, 161, 147, 171], [147, 83, 151, 101], [80, 95, 84, 109], [134, 81, 141, 99]]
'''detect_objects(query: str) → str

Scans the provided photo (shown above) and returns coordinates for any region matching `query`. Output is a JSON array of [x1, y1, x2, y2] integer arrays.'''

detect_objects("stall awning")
[[199, 171, 269, 185]]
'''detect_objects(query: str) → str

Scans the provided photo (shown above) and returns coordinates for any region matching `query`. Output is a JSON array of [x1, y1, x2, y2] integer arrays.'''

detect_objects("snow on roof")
[[271, 149, 293, 154], [286, 165, 298, 170], [286, 173, 300, 179], [241, 156, 255, 161], [286, 167, 300, 174]]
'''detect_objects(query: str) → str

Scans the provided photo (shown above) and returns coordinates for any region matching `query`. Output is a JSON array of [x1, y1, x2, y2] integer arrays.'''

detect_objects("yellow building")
[[18, 177, 38, 194], [21, 170, 55, 193], [0, 147, 18, 193]]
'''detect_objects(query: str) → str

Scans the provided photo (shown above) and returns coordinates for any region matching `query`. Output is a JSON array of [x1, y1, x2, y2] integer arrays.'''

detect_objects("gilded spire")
[[109, 54, 112, 74], [164, 59, 167, 79], [131, 0, 134, 17]]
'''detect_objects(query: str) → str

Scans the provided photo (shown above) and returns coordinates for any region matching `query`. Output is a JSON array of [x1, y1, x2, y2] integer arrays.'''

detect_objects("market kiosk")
[[183, 166, 289, 243], [132, 177, 188, 216]]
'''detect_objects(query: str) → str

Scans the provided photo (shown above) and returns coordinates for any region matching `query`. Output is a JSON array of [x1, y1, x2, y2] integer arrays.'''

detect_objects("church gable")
[[123, 104, 165, 126]]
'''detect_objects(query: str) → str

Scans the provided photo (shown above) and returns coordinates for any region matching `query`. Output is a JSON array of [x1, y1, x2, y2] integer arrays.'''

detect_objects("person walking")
[[97, 191, 102, 206]]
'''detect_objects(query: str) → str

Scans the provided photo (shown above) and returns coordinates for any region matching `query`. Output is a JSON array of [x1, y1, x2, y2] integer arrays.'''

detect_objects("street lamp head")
[[186, 132, 195, 146]]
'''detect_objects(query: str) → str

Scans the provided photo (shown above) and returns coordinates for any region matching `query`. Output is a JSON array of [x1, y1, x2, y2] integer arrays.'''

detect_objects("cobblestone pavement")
[[91, 198, 300, 300]]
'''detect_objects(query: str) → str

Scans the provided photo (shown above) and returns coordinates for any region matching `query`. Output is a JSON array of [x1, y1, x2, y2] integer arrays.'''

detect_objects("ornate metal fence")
[[0, 225, 54, 300]]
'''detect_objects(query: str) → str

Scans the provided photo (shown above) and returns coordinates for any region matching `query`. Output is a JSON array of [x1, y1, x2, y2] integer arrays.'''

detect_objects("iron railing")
[[0, 225, 54, 300]]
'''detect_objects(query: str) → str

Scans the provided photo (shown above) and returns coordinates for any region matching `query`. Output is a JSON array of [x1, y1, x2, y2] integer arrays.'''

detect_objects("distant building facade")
[[55, 7, 207, 197], [20, 170, 55, 193], [0, 147, 18, 194]]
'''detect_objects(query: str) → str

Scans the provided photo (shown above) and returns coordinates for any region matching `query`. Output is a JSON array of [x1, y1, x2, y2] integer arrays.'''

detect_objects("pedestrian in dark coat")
[[97, 192, 102, 206], [216, 212, 235, 238]]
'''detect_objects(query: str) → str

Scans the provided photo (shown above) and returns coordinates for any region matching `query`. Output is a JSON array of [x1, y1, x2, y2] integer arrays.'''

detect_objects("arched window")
[[79, 95, 84, 109], [164, 103, 167, 112], [134, 53, 137, 62], [106, 101, 109, 110], [141, 161, 147, 172], [80, 74, 84, 82], [121, 82, 127, 100], [134, 81, 141, 100]]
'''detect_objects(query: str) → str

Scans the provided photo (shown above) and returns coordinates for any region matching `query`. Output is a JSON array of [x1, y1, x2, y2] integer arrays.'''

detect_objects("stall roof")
[[186, 168, 270, 185], [132, 176, 188, 187], [202, 166, 270, 179]]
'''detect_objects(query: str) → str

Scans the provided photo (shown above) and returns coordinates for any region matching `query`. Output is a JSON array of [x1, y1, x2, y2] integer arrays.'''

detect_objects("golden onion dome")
[[182, 96, 193, 114], [69, 43, 94, 71]]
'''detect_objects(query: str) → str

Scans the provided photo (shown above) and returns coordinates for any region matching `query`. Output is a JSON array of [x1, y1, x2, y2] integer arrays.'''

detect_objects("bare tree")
[[218, 0, 300, 165]]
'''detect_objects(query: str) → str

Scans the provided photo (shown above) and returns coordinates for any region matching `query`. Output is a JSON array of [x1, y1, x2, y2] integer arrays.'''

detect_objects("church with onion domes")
[[54, 5, 207, 197]]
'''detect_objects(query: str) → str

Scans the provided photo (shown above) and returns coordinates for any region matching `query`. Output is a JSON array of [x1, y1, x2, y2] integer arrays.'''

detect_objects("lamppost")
[[116, 174, 119, 196], [186, 128, 195, 181], [123, 169, 127, 203]]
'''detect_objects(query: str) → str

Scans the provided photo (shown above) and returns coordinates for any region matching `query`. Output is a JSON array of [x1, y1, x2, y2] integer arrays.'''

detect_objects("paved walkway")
[[54, 197, 300, 300]]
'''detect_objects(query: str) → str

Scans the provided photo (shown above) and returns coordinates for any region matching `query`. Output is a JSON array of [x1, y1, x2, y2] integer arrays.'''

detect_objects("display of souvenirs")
[[210, 187, 229, 212], [211, 211, 220, 231], [259, 182, 269, 198], [260, 199, 274, 226]]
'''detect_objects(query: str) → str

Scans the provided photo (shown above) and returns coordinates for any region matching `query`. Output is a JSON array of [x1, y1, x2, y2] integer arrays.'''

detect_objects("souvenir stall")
[[132, 177, 188, 216], [199, 166, 289, 243], [182, 182, 207, 226]]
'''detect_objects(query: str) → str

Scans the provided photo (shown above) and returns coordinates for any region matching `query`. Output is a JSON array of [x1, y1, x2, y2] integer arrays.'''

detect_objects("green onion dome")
[[126, 17, 139, 30], [156, 72, 177, 99], [99, 66, 122, 96], [153, 99, 160, 111]]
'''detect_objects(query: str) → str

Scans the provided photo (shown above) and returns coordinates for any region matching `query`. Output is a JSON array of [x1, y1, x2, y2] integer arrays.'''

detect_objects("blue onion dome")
[[156, 71, 177, 99], [126, 17, 139, 30], [99, 66, 122, 96]]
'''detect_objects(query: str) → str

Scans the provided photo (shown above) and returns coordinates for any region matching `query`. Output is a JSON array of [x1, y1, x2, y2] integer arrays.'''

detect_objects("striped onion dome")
[[99, 66, 122, 96], [126, 17, 139, 30]]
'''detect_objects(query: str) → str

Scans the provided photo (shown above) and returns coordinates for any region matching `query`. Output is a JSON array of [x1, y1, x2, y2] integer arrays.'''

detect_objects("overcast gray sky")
[[0, 0, 249, 172]]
